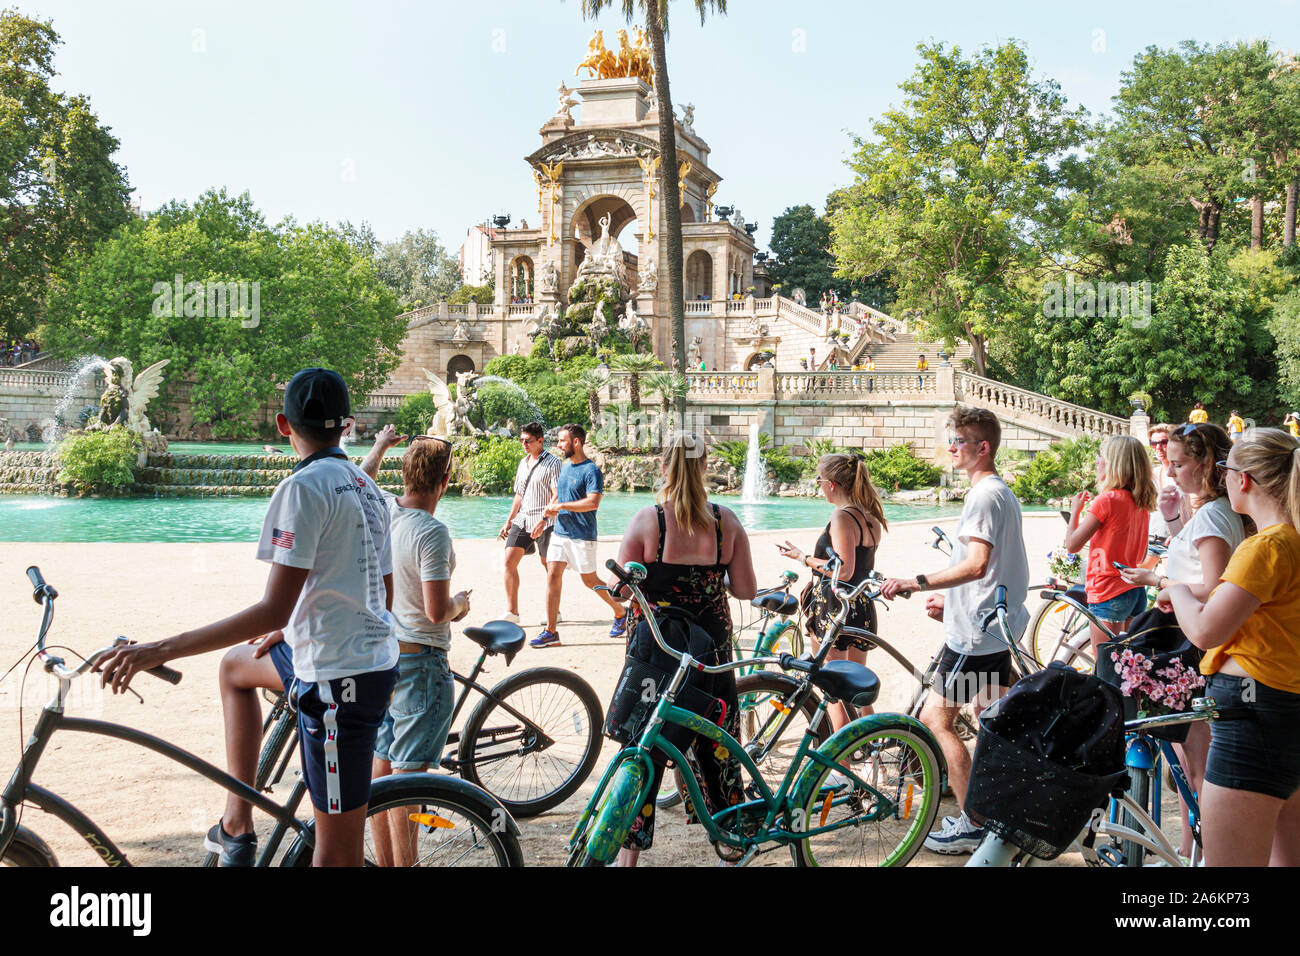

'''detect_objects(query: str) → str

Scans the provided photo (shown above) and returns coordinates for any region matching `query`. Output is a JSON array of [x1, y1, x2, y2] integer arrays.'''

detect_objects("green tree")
[[579, 0, 728, 412], [0, 9, 132, 338], [768, 204, 841, 301], [610, 352, 662, 408], [40, 189, 404, 439], [448, 282, 494, 305], [375, 228, 462, 308], [831, 41, 1087, 375]]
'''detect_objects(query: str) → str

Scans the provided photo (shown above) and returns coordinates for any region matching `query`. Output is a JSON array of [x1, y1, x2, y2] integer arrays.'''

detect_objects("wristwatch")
[[915, 574, 929, 592]]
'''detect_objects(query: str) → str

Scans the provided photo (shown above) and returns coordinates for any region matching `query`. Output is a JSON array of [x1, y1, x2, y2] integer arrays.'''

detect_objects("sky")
[[16, 0, 1299, 256]]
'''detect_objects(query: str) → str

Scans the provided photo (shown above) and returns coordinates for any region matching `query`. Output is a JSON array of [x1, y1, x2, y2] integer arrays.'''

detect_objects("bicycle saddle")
[[463, 621, 527, 663], [752, 592, 799, 616], [809, 660, 880, 708]]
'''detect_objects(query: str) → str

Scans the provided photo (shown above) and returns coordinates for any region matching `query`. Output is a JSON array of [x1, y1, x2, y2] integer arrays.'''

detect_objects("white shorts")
[[546, 536, 598, 574]]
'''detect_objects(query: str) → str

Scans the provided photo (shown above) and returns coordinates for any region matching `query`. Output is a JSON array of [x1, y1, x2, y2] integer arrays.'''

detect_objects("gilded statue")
[[575, 28, 653, 83]]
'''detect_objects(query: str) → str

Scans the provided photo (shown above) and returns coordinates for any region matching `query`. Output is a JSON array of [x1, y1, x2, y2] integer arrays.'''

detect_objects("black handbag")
[[1095, 606, 1203, 743]]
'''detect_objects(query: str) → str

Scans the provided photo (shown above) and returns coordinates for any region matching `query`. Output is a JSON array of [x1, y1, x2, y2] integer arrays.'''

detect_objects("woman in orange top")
[[1064, 435, 1156, 656], [1158, 428, 1300, 866]]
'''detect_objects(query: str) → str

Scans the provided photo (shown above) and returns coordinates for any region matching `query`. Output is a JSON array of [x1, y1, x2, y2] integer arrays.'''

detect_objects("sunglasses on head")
[[412, 435, 452, 448], [1176, 423, 1200, 437]]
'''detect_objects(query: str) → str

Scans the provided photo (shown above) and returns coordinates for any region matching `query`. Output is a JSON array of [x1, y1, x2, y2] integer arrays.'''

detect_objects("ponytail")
[[1233, 428, 1300, 528], [819, 453, 888, 531]]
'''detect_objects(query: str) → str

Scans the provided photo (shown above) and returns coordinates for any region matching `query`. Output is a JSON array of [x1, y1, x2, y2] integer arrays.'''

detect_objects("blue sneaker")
[[530, 629, 561, 648], [608, 615, 628, 639]]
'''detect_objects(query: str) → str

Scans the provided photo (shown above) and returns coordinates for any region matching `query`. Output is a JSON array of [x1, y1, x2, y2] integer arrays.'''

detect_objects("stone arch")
[[744, 351, 768, 371], [447, 354, 475, 380], [569, 191, 642, 245], [509, 255, 534, 302], [686, 249, 713, 300], [680, 203, 696, 224]]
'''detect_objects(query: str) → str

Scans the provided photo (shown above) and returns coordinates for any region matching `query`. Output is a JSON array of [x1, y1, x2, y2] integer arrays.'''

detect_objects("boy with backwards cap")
[[98, 368, 399, 867]]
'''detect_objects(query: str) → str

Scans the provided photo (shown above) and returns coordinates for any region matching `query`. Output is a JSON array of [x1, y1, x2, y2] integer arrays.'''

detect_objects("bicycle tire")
[[457, 666, 603, 818], [790, 720, 941, 867], [1027, 597, 1094, 673], [0, 827, 57, 866], [735, 672, 826, 795], [1121, 767, 1150, 868], [655, 766, 684, 809], [283, 774, 523, 867]]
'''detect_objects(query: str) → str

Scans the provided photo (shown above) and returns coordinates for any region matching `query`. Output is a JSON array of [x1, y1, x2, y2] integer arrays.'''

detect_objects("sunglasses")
[[1176, 423, 1200, 437], [412, 435, 452, 448], [1149, 439, 1168, 449], [1215, 459, 1249, 478]]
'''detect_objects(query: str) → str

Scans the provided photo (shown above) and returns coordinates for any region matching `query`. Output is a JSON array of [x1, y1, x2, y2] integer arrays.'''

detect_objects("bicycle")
[[655, 569, 806, 810], [223, 619, 603, 824], [567, 556, 946, 867], [1, 567, 523, 868]]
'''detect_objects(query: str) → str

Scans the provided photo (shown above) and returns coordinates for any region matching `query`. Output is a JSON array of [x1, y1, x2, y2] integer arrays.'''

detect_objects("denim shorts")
[[1088, 587, 1146, 623], [1204, 673, 1300, 800], [375, 646, 456, 771]]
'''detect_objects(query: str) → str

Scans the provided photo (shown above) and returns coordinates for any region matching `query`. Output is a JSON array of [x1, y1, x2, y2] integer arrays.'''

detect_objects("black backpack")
[[965, 663, 1129, 859], [604, 606, 726, 751]]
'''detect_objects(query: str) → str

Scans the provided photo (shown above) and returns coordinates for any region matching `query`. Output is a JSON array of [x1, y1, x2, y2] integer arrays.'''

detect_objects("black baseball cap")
[[283, 368, 351, 429]]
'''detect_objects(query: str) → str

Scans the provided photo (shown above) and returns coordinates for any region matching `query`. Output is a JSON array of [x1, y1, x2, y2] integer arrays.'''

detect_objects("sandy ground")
[[0, 512, 1176, 867]]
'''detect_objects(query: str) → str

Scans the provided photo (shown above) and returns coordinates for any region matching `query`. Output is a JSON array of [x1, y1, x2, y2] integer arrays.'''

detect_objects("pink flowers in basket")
[[1109, 648, 1205, 714]]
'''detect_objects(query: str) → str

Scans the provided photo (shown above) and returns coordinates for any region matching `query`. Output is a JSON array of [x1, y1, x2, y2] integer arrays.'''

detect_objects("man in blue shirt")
[[530, 423, 627, 647]]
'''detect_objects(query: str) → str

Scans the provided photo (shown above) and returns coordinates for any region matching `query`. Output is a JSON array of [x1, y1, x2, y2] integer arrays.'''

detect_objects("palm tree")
[[572, 368, 610, 427], [644, 370, 688, 412], [579, 0, 728, 414], [611, 353, 663, 408]]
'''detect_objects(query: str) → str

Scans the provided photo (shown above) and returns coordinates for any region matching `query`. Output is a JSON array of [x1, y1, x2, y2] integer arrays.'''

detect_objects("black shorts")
[[932, 645, 1014, 705], [268, 641, 397, 814], [1204, 673, 1300, 801], [505, 523, 552, 557]]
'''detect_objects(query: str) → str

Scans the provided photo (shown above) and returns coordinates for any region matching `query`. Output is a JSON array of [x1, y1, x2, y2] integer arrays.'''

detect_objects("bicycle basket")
[[964, 663, 1128, 860]]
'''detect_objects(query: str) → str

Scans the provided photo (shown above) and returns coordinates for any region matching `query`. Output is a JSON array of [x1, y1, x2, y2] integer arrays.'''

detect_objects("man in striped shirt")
[[498, 421, 563, 624]]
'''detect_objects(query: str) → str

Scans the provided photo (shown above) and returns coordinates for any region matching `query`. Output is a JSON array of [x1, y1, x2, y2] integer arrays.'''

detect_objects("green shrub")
[[394, 392, 437, 436], [805, 438, 847, 459], [765, 447, 805, 484], [474, 382, 537, 430], [468, 435, 525, 493], [530, 382, 589, 430], [56, 426, 140, 494], [484, 354, 548, 383], [1011, 436, 1099, 502], [864, 443, 942, 491], [712, 439, 750, 471]]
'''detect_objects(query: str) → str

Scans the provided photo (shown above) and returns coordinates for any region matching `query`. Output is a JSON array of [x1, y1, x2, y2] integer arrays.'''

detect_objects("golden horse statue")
[[576, 28, 654, 82]]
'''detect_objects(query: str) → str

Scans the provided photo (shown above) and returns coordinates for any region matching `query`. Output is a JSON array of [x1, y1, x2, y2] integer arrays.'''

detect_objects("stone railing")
[[507, 303, 537, 316], [954, 371, 1128, 437], [849, 301, 908, 335], [725, 299, 749, 314], [777, 370, 937, 399], [686, 371, 760, 396], [359, 393, 407, 410], [772, 294, 828, 336], [0, 369, 75, 388]]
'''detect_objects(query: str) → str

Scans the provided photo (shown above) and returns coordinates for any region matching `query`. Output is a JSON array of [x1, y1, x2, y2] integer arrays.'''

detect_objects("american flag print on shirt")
[[272, 528, 295, 549]]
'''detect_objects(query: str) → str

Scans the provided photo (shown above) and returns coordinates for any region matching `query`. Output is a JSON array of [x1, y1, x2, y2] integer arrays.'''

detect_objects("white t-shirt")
[[1164, 495, 1245, 585], [944, 474, 1031, 655], [385, 492, 455, 650], [1148, 470, 1178, 539], [257, 455, 397, 683]]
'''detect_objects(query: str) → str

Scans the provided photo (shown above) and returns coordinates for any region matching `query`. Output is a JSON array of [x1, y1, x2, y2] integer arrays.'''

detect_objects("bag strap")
[[519, 451, 550, 499], [712, 503, 723, 565], [655, 504, 666, 562]]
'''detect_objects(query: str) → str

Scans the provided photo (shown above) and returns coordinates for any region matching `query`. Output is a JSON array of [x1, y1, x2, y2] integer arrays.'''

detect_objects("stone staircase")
[[0, 451, 62, 494], [136, 453, 405, 497]]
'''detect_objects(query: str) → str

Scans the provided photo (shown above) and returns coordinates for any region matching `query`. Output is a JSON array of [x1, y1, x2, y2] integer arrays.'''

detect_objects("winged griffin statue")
[[421, 368, 481, 437], [92, 357, 171, 465]]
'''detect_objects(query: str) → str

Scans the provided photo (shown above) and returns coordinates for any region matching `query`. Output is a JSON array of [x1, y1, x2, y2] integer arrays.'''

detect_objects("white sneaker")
[[539, 613, 562, 626], [502, 612, 520, 624], [923, 812, 986, 855], [823, 770, 852, 791]]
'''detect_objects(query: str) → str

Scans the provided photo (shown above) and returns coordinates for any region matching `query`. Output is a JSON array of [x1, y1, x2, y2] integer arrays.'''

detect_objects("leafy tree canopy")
[[40, 189, 404, 439]]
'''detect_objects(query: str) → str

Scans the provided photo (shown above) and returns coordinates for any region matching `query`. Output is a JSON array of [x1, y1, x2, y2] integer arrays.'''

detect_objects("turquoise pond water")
[[0, 493, 975, 543]]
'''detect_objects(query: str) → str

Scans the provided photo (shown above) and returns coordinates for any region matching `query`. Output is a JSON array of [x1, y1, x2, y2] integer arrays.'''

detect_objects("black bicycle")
[[1, 568, 523, 867], [232, 621, 603, 822]]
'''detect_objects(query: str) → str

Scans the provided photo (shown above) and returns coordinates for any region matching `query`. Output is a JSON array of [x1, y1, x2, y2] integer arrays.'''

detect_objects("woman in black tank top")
[[606, 432, 757, 866], [778, 452, 888, 731]]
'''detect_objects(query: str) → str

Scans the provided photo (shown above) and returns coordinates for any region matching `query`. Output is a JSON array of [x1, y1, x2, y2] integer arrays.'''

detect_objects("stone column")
[[1130, 409, 1150, 440], [756, 366, 776, 402], [935, 363, 956, 402]]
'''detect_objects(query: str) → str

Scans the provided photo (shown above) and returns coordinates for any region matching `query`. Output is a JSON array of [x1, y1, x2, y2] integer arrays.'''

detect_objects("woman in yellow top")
[[1226, 410, 1245, 443], [1157, 428, 1300, 866], [1189, 401, 1209, 424], [1284, 412, 1299, 439]]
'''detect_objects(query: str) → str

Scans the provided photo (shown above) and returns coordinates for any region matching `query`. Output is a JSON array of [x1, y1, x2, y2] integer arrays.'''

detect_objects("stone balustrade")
[[0, 369, 75, 388], [778, 370, 937, 399], [954, 371, 1128, 437]]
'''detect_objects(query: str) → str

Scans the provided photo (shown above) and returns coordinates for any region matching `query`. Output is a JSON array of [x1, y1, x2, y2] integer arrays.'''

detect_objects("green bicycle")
[[568, 556, 946, 867]]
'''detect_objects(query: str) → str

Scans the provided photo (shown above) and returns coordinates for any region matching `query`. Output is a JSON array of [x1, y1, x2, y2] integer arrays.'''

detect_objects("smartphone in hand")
[[1112, 560, 1130, 572]]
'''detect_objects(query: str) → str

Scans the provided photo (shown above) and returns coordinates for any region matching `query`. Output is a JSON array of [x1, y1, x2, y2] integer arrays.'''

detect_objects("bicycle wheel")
[[735, 672, 825, 796], [457, 667, 603, 818], [1, 827, 56, 866], [655, 766, 685, 809], [1121, 767, 1150, 868], [790, 720, 941, 867], [283, 775, 523, 867], [1027, 597, 1094, 672]]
